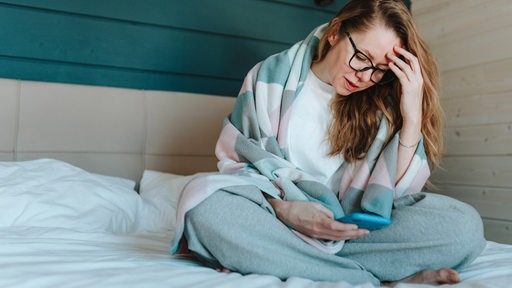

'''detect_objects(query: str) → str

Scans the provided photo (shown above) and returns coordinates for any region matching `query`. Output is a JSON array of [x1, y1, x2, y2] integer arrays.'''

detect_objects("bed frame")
[[2, 78, 512, 288], [0, 78, 235, 182]]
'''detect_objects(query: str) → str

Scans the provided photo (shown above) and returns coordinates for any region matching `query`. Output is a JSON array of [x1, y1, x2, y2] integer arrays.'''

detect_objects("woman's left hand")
[[387, 46, 423, 127], [388, 47, 424, 183]]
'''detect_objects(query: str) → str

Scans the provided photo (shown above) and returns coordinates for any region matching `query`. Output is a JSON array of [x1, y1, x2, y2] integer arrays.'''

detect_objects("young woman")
[[172, 0, 486, 286]]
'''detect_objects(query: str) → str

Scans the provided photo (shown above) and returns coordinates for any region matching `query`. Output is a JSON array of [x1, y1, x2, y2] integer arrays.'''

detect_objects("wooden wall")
[[0, 0, 412, 97], [412, 0, 512, 244], [0, 0, 344, 97]]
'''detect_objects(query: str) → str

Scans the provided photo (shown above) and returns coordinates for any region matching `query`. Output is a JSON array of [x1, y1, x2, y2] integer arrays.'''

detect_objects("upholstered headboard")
[[0, 78, 235, 182]]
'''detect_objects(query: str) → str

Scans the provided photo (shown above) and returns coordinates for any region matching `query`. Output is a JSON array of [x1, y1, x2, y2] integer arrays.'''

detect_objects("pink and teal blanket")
[[171, 24, 430, 254]]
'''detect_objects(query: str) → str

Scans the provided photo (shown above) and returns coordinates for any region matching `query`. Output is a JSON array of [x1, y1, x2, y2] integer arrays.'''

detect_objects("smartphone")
[[338, 212, 391, 230]]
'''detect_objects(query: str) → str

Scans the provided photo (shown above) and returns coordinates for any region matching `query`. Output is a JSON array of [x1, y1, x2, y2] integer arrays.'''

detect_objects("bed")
[[1, 78, 511, 288]]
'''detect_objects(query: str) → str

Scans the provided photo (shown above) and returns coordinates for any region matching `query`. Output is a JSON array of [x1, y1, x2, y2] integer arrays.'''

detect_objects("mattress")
[[0, 159, 511, 288], [0, 227, 511, 288]]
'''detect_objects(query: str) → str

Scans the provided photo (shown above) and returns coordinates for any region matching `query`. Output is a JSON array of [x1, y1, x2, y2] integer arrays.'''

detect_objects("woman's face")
[[313, 24, 402, 96]]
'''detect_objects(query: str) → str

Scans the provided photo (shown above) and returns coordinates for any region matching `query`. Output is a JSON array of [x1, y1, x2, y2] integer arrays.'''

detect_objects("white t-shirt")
[[287, 69, 343, 190]]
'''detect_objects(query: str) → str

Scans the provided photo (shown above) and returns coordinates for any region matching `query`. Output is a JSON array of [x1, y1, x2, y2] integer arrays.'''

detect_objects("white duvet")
[[0, 159, 511, 288]]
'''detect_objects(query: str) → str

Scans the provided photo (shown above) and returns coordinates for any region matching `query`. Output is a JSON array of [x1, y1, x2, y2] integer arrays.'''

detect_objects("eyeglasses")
[[343, 25, 396, 85]]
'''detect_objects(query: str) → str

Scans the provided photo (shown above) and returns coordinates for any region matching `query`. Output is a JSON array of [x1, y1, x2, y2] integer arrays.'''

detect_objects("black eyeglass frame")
[[342, 24, 396, 85]]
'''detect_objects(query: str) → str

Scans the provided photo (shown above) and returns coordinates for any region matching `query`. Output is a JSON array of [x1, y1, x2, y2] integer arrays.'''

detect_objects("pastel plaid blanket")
[[171, 24, 430, 254]]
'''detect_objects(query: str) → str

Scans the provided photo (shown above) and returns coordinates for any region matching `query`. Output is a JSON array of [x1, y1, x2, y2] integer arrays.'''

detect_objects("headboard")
[[0, 78, 235, 182]]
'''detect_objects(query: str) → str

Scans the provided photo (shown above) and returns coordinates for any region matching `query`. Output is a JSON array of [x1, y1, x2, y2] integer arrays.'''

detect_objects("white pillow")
[[138, 170, 195, 232], [91, 172, 136, 190], [0, 158, 141, 233]]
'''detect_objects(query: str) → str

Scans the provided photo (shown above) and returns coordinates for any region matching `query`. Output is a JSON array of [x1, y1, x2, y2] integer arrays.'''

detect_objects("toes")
[[438, 268, 460, 284], [216, 267, 232, 273]]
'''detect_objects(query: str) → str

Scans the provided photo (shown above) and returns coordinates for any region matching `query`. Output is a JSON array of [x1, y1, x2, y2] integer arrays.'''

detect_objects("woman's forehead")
[[350, 26, 402, 62]]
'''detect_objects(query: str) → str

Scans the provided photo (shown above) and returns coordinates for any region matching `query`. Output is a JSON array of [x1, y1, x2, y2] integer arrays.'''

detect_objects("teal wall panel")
[[0, 0, 410, 97], [0, 5, 288, 79]]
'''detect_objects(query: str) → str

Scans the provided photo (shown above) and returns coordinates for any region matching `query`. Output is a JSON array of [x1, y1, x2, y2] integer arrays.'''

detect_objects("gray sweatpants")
[[184, 187, 486, 285]]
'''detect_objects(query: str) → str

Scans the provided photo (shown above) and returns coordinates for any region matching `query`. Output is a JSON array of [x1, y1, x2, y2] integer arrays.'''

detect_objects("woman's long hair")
[[315, 0, 443, 169]]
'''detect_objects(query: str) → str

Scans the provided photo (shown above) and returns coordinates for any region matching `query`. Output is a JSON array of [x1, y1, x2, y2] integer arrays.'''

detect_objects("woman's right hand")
[[267, 199, 370, 241]]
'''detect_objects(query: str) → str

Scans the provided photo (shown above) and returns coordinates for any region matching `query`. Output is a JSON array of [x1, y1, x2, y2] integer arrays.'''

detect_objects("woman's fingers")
[[314, 205, 370, 240], [387, 46, 424, 123], [313, 216, 370, 240], [395, 46, 421, 73], [388, 61, 408, 82], [276, 201, 370, 241], [388, 47, 422, 84]]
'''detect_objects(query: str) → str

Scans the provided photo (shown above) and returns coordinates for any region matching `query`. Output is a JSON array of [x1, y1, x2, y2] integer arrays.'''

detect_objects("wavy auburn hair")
[[315, 0, 444, 168]]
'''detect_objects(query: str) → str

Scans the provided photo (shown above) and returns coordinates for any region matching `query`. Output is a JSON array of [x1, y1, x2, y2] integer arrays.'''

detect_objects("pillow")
[[0, 158, 142, 233], [138, 170, 196, 232], [91, 172, 136, 190]]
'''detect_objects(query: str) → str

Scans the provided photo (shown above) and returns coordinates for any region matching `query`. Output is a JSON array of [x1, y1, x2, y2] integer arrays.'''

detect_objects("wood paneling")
[[433, 156, 512, 188], [0, 1, 338, 96], [0, 0, 412, 96], [414, 0, 512, 244], [443, 92, 512, 127], [445, 124, 512, 155], [440, 59, 512, 100], [482, 219, 512, 244]]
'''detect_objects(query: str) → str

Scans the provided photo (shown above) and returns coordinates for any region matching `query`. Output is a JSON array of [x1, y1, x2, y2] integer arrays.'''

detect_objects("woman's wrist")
[[266, 197, 285, 219], [400, 119, 421, 147], [399, 137, 419, 148], [399, 132, 421, 148]]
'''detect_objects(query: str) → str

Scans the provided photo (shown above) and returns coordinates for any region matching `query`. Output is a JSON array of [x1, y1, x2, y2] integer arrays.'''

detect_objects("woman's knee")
[[185, 190, 254, 241], [421, 193, 484, 236], [447, 197, 486, 266], [419, 193, 486, 267]]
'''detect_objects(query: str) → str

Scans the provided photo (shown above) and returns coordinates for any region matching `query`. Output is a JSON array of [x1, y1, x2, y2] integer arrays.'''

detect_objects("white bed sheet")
[[0, 226, 511, 288], [1, 160, 511, 288]]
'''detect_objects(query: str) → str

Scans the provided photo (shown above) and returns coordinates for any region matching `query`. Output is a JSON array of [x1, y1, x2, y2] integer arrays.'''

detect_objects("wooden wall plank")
[[0, 1, 335, 96], [0, 0, 335, 45], [431, 24, 512, 72], [267, 0, 348, 12], [431, 156, 512, 188], [440, 59, 512, 100], [482, 219, 512, 244], [414, 0, 507, 45], [0, 56, 242, 96], [431, 185, 512, 221], [272, 0, 410, 10], [0, 4, 288, 80], [443, 92, 512, 127], [411, 0, 459, 19], [445, 124, 512, 156]]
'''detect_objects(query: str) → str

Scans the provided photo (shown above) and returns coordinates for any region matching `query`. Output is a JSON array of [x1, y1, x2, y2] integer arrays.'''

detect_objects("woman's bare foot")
[[216, 267, 232, 273], [383, 268, 460, 287]]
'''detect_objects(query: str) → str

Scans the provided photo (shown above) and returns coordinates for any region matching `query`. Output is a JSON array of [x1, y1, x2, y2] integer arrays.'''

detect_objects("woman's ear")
[[328, 32, 339, 46], [327, 18, 341, 46]]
